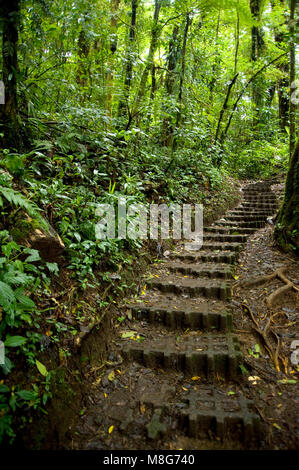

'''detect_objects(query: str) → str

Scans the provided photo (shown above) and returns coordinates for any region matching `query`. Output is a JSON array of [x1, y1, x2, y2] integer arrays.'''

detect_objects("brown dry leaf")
[[140, 404, 146, 414]]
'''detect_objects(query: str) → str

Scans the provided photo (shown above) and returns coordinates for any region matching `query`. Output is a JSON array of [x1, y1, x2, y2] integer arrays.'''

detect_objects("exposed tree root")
[[240, 267, 298, 308], [241, 303, 281, 372]]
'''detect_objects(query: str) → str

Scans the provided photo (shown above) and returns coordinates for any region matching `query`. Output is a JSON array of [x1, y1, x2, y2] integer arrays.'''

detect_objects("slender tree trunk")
[[289, 0, 296, 157], [250, 0, 264, 127], [130, 0, 162, 128], [215, 73, 239, 144], [117, 0, 138, 122], [0, 0, 24, 149], [272, 0, 289, 132], [208, 11, 221, 102], [173, 12, 191, 151], [106, 0, 120, 118], [162, 24, 180, 147], [76, 26, 90, 103], [234, 6, 240, 75]]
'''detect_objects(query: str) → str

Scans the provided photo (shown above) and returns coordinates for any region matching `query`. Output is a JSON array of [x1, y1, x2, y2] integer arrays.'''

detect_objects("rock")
[[10, 212, 65, 262], [146, 409, 167, 440]]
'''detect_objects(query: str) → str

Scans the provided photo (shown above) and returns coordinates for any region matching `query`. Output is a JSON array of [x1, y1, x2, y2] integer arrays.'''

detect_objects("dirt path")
[[66, 181, 298, 450]]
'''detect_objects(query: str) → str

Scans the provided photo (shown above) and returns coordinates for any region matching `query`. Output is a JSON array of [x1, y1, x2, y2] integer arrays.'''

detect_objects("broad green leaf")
[[4, 336, 27, 347], [0, 281, 15, 310], [16, 390, 37, 401], [35, 359, 48, 377]]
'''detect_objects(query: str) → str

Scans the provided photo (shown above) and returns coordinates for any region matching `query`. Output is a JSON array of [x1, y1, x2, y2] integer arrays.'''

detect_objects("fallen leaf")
[[108, 425, 114, 434], [191, 376, 200, 381], [140, 404, 146, 414], [108, 371, 115, 382], [121, 331, 136, 339]]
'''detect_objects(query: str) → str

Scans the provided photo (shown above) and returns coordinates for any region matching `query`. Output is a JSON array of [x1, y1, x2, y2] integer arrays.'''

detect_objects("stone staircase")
[[118, 181, 280, 447]]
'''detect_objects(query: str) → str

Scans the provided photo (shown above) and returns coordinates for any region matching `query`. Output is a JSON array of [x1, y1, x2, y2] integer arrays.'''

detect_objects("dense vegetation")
[[0, 0, 297, 445]]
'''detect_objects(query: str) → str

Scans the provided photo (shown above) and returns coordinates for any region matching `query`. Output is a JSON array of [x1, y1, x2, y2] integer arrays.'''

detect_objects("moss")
[[275, 139, 299, 254]]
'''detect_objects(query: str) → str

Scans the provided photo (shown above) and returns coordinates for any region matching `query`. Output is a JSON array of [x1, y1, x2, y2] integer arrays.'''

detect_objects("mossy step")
[[228, 209, 274, 215], [130, 303, 233, 330], [225, 215, 267, 222], [165, 262, 234, 279], [147, 276, 232, 300], [172, 251, 238, 263], [217, 220, 265, 228], [177, 387, 260, 443], [201, 242, 243, 252], [241, 202, 278, 208], [121, 333, 241, 379], [243, 196, 277, 202], [203, 233, 248, 243], [204, 226, 256, 234]]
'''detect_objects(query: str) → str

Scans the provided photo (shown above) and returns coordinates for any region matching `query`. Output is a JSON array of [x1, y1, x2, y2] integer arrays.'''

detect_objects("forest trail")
[[66, 180, 289, 450]]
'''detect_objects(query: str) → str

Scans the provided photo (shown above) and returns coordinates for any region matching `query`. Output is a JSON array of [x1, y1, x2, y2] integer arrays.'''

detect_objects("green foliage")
[[0, 0, 294, 445], [0, 232, 57, 443]]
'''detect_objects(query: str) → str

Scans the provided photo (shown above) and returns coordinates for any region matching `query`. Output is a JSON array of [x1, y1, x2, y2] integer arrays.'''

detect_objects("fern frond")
[[0, 186, 49, 230]]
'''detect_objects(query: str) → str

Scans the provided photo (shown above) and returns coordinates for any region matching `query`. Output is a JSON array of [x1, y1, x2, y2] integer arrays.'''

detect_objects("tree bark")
[[106, 0, 121, 118], [289, 0, 296, 156], [130, 0, 162, 127], [274, 139, 299, 254], [162, 24, 180, 147], [172, 12, 191, 151], [250, 0, 264, 127], [0, 0, 24, 150], [117, 0, 138, 122]]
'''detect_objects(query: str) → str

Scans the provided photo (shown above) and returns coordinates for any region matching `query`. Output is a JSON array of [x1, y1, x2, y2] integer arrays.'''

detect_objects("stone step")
[[239, 202, 279, 211], [243, 183, 272, 191], [130, 300, 233, 331], [177, 387, 260, 443], [216, 220, 265, 228], [165, 261, 234, 279], [121, 333, 241, 380], [172, 250, 239, 263], [243, 196, 277, 202], [225, 215, 267, 222], [228, 209, 274, 215], [201, 242, 243, 251], [203, 233, 248, 243], [204, 226, 257, 235], [147, 276, 232, 300]]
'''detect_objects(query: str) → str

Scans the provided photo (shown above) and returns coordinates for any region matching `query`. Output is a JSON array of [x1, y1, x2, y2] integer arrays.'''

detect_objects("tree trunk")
[[76, 26, 90, 103], [106, 0, 121, 118], [274, 139, 299, 254], [250, 0, 264, 127], [289, 0, 296, 157], [0, 0, 24, 150], [117, 0, 138, 123], [130, 0, 162, 127], [162, 24, 180, 147], [172, 12, 191, 151]]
